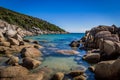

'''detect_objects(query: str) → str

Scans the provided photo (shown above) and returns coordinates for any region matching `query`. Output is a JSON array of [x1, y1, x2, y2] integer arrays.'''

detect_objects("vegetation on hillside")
[[0, 7, 65, 32]]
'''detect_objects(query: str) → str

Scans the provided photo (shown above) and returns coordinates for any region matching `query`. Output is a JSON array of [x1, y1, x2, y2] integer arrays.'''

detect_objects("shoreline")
[[0, 20, 87, 80]]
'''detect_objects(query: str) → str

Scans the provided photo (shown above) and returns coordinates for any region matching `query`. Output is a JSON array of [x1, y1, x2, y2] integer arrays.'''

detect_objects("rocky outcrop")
[[79, 25, 119, 49], [0, 20, 43, 56], [79, 25, 120, 58], [0, 19, 45, 80], [70, 25, 120, 80]]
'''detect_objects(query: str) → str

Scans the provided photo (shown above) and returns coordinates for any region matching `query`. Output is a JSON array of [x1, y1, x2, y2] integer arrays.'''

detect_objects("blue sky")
[[0, 0, 120, 32]]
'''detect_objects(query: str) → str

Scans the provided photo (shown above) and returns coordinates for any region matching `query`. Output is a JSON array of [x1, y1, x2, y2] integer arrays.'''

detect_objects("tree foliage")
[[0, 7, 65, 32]]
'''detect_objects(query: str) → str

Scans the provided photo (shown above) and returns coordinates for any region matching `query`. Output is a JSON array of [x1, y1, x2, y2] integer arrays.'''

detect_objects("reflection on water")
[[25, 33, 95, 80]]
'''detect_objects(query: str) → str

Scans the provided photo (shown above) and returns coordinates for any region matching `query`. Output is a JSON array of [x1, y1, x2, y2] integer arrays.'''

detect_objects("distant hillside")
[[0, 7, 66, 33]]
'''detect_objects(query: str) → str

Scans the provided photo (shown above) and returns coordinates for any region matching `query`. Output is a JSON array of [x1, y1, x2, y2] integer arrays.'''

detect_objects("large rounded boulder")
[[94, 59, 120, 80], [83, 53, 100, 63], [22, 57, 41, 69], [0, 66, 29, 78], [103, 40, 116, 56], [21, 47, 42, 58], [95, 31, 111, 39]]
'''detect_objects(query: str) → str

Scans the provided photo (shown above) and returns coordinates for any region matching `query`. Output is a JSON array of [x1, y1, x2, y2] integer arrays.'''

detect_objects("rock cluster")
[[73, 25, 120, 80], [68, 70, 86, 80], [0, 20, 44, 56], [0, 20, 44, 80], [51, 70, 87, 80]]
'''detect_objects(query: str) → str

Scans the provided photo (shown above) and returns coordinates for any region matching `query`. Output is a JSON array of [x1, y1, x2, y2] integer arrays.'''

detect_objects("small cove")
[[25, 33, 95, 80]]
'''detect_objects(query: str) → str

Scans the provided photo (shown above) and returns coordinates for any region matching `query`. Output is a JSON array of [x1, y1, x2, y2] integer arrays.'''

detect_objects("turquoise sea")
[[25, 33, 95, 80]]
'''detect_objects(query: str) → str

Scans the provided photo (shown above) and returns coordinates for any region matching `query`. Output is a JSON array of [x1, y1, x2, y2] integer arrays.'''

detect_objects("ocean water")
[[25, 33, 95, 80]]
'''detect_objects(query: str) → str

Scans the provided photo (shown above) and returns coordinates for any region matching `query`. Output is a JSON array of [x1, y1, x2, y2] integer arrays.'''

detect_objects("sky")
[[0, 0, 120, 32]]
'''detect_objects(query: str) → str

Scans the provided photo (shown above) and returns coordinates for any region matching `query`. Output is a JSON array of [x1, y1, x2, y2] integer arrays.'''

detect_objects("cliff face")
[[0, 7, 67, 34]]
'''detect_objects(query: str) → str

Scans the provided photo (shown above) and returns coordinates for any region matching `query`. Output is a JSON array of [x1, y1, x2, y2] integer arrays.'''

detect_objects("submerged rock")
[[56, 50, 79, 55]]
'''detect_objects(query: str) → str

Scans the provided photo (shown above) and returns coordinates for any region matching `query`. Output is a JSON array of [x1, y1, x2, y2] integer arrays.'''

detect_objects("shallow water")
[[25, 33, 95, 80]]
